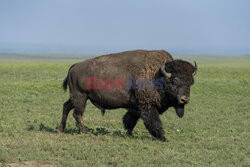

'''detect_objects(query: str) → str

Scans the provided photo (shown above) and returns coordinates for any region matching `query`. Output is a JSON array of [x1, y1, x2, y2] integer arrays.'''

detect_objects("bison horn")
[[193, 61, 197, 76], [161, 65, 171, 78]]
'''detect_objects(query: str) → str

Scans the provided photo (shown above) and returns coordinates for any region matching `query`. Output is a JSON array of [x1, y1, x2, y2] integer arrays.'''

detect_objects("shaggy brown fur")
[[134, 50, 173, 107]]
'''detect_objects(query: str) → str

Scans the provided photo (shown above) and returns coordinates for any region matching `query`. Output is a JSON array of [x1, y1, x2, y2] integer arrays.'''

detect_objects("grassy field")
[[0, 58, 249, 166]]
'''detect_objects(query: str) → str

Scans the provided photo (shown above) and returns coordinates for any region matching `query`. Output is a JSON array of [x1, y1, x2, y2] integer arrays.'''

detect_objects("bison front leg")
[[123, 109, 140, 136], [141, 106, 167, 142]]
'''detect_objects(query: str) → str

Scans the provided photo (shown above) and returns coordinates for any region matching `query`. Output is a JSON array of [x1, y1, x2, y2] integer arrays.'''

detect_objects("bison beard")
[[58, 50, 197, 142], [174, 105, 185, 118]]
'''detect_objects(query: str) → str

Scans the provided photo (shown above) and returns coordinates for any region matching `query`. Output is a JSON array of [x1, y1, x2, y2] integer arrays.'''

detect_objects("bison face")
[[161, 60, 197, 118]]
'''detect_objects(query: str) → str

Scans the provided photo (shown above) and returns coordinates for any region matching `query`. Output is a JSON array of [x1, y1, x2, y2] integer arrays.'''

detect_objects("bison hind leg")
[[72, 93, 88, 134], [58, 99, 74, 133], [123, 109, 140, 136]]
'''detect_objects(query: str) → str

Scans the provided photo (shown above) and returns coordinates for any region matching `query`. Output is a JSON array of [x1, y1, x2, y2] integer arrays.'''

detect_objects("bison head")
[[160, 60, 197, 118]]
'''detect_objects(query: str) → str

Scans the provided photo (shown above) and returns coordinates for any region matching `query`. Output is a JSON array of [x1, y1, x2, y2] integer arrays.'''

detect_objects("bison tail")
[[62, 76, 68, 91], [62, 63, 76, 91]]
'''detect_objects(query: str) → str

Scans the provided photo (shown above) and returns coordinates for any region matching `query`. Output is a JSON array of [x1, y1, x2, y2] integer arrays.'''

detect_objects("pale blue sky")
[[0, 0, 250, 54]]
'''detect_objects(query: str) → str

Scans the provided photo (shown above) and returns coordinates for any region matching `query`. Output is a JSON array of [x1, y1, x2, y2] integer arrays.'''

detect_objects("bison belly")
[[87, 89, 136, 109], [74, 60, 138, 110]]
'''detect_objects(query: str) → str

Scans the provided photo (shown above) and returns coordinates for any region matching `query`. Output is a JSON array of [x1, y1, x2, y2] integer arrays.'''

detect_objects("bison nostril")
[[180, 96, 189, 104], [180, 99, 185, 103]]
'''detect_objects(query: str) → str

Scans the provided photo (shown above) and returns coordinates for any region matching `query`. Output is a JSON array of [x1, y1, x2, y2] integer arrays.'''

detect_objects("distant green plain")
[[0, 55, 249, 166]]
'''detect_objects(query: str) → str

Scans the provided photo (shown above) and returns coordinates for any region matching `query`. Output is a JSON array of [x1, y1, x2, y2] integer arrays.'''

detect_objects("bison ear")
[[192, 61, 197, 76], [161, 64, 171, 78]]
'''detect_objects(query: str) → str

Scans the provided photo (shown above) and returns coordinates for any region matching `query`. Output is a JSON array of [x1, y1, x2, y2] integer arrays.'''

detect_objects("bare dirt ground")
[[0, 160, 54, 167]]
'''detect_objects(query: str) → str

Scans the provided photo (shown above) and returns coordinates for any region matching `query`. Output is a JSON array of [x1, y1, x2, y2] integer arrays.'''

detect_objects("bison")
[[58, 50, 197, 142]]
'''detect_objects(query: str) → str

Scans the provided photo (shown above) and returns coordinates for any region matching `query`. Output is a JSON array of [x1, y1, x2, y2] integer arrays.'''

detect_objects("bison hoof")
[[79, 128, 88, 134], [80, 130, 88, 134], [159, 136, 168, 142], [125, 131, 133, 137], [57, 125, 64, 133]]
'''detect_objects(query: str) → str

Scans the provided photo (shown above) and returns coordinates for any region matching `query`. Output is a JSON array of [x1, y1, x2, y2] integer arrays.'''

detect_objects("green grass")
[[0, 58, 249, 167]]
